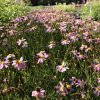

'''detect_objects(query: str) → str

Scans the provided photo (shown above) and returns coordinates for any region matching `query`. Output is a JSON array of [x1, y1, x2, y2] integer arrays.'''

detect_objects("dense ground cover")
[[0, 9, 100, 100], [0, 0, 30, 25], [82, 1, 100, 21], [54, 1, 100, 21]]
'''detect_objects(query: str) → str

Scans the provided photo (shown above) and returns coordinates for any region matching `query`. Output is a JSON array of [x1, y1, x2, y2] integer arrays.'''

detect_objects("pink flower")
[[70, 36, 78, 41], [17, 38, 28, 48], [29, 26, 36, 32], [80, 44, 92, 52], [5, 54, 15, 60], [56, 61, 69, 72], [32, 90, 38, 97], [59, 21, 67, 32], [12, 57, 26, 70], [61, 40, 70, 45], [75, 19, 82, 25], [8, 30, 14, 36], [72, 50, 77, 56], [37, 51, 49, 64], [46, 27, 55, 33], [37, 58, 44, 64], [0, 60, 9, 69], [93, 64, 100, 72], [70, 77, 86, 89], [66, 32, 79, 42], [32, 88, 45, 98], [0, 61, 5, 69], [48, 41, 55, 49], [55, 82, 67, 96], [85, 47, 92, 52], [83, 31, 89, 37], [75, 79, 86, 88], [94, 86, 100, 96], [55, 82, 72, 96], [77, 54, 85, 59], [80, 44, 88, 50], [72, 50, 85, 60]]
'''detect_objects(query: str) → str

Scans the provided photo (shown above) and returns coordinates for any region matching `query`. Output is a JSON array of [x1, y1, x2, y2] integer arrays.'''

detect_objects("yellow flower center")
[[60, 85, 64, 92], [66, 84, 72, 89], [96, 87, 100, 91], [1, 61, 4, 65], [40, 54, 44, 58], [18, 60, 22, 64]]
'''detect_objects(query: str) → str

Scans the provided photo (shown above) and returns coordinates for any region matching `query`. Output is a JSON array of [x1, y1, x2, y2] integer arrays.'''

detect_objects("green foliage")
[[54, 3, 77, 12], [82, 1, 100, 21], [23, 0, 32, 5], [92, 3, 100, 21], [29, 5, 44, 10], [0, 0, 30, 25]]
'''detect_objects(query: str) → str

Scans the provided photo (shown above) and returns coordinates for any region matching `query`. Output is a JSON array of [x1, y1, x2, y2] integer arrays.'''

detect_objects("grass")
[[54, 3, 77, 12], [0, 1, 31, 25], [81, 1, 100, 21]]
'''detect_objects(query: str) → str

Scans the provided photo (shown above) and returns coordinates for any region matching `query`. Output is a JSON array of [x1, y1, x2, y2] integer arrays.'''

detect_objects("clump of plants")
[[0, 0, 30, 25], [54, 3, 77, 13], [82, 1, 100, 21], [0, 9, 100, 99]]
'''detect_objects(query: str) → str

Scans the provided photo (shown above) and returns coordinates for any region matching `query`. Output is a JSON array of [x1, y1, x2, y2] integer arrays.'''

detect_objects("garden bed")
[[0, 9, 100, 100]]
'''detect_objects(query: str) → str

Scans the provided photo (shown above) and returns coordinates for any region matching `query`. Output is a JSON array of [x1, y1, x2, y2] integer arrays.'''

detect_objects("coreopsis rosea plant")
[[37, 51, 49, 64], [17, 37, 28, 48], [32, 88, 45, 99], [94, 86, 100, 96], [56, 61, 69, 72], [12, 57, 27, 70], [0, 60, 9, 69]]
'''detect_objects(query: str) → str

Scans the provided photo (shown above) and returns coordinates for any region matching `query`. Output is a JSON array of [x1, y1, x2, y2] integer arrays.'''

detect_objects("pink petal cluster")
[[93, 63, 100, 72], [80, 44, 92, 52], [37, 51, 49, 64], [48, 41, 55, 49], [32, 89, 45, 98], [72, 50, 85, 60], [17, 37, 28, 48], [70, 77, 86, 89], [56, 61, 69, 72], [94, 86, 100, 96], [12, 57, 27, 70], [61, 39, 70, 45], [5, 54, 15, 60], [66, 32, 79, 42], [0, 60, 9, 69], [59, 21, 67, 32], [55, 82, 68, 96]]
